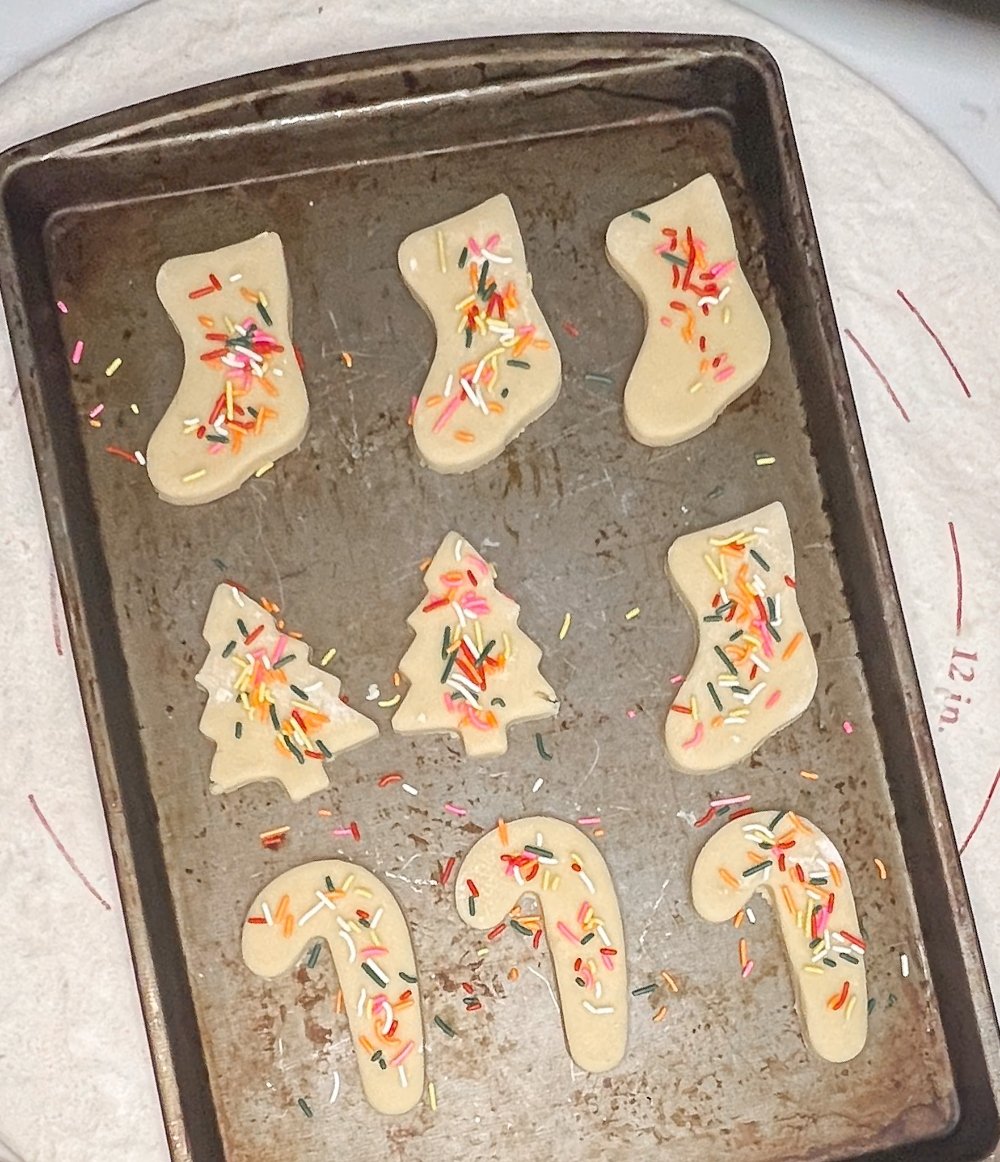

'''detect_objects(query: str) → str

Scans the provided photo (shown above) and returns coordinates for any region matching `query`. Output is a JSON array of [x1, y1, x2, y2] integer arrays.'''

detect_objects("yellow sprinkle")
[[703, 553, 725, 582], [254, 461, 274, 478], [688, 381, 702, 394], [105, 357, 123, 377], [437, 229, 446, 274], [845, 995, 857, 1021], [477, 947, 488, 958], [755, 454, 776, 467], [660, 971, 679, 993], [723, 307, 731, 325], [182, 469, 206, 483], [800, 769, 819, 781], [378, 694, 401, 708], [625, 607, 640, 621], [874, 858, 887, 880], [225, 380, 234, 420], [802, 965, 824, 975], [258, 292, 269, 309], [340, 351, 353, 368], [321, 647, 337, 666], [129, 402, 139, 414], [428, 1081, 437, 1111], [558, 612, 572, 640]]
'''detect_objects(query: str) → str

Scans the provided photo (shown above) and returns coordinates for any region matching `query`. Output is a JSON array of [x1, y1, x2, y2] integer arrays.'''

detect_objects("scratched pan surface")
[[1, 32, 998, 1162]]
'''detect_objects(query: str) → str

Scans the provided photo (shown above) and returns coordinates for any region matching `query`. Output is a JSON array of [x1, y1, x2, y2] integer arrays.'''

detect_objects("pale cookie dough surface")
[[392, 531, 558, 756], [243, 860, 425, 1115], [195, 583, 378, 801], [665, 501, 817, 773], [606, 173, 770, 447], [147, 231, 309, 504], [692, 810, 868, 1063], [398, 194, 561, 473], [456, 816, 627, 1072]]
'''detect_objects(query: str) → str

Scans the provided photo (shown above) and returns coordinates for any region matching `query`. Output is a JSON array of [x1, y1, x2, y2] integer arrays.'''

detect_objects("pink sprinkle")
[[626, 708, 637, 720], [484, 233, 500, 251], [741, 959, 755, 979], [556, 921, 578, 943], [56, 300, 68, 314], [88, 403, 105, 418], [409, 395, 418, 418], [843, 720, 854, 735], [332, 827, 353, 837], [576, 901, 590, 925], [659, 316, 674, 328], [764, 690, 782, 709], [360, 946, 389, 959], [577, 816, 601, 827], [389, 1040, 415, 1067], [682, 723, 705, 749], [601, 952, 615, 971], [71, 340, 84, 365], [714, 365, 736, 382], [669, 674, 685, 685], [443, 802, 467, 817], [467, 237, 482, 257], [710, 794, 751, 808], [709, 260, 736, 278]]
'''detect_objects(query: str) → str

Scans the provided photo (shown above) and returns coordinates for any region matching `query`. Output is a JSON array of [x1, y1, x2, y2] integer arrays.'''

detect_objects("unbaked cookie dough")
[[398, 194, 561, 473], [243, 860, 425, 1114], [665, 501, 817, 773], [606, 174, 770, 446], [456, 816, 627, 1072], [147, 231, 309, 504], [392, 531, 558, 756], [195, 583, 378, 801], [691, 810, 868, 1063]]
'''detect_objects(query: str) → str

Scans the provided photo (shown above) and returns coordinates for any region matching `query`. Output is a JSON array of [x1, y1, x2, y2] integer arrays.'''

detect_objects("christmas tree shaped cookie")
[[398, 194, 561, 474], [195, 584, 378, 801], [392, 532, 558, 756], [665, 502, 817, 773], [606, 174, 770, 446], [147, 231, 309, 504]]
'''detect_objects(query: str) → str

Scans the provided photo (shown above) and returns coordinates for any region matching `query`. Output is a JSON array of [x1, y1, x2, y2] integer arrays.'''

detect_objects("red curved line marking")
[[948, 520, 963, 636], [959, 764, 1000, 856], [896, 289, 972, 399], [843, 329, 910, 423], [28, 793, 113, 911]]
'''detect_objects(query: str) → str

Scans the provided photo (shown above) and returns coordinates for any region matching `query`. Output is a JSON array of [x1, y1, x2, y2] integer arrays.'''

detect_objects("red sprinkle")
[[244, 624, 264, 645], [377, 772, 403, 788], [466, 878, 479, 899], [247, 916, 267, 924], [350, 821, 361, 842], [105, 445, 138, 463], [487, 922, 506, 940], [562, 321, 580, 338], [462, 982, 475, 995], [532, 929, 543, 949], [440, 856, 456, 887], [784, 574, 797, 589], [208, 273, 221, 291]]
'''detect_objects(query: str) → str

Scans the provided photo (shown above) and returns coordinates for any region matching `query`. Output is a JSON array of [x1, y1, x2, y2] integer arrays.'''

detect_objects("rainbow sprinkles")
[[665, 501, 817, 773], [146, 231, 309, 504], [398, 194, 562, 473]]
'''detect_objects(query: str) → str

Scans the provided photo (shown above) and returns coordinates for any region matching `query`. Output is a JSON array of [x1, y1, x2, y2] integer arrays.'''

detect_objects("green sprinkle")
[[400, 971, 418, 983], [510, 919, 531, 936], [269, 704, 281, 730], [707, 484, 725, 499], [716, 601, 735, 615], [474, 640, 496, 667], [730, 685, 751, 696], [809, 937, 824, 949], [371, 1050, 383, 1062], [707, 683, 723, 712], [362, 961, 387, 986], [316, 739, 332, 758], [887, 993, 898, 1007], [768, 624, 782, 642], [767, 596, 776, 620], [728, 629, 744, 641], [247, 406, 258, 418], [500, 388, 509, 398], [468, 897, 476, 917], [742, 861, 772, 877], [205, 433, 228, 444], [464, 329, 473, 348], [630, 209, 651, 222], [702, 614, 723, 623], [524, 844, 554, 859], [769, 810, 787, 830], [284, 736, 305, 764], [535, 734, 553, 761], [273, 653, 296, 669], [258, 301, 273, 327], [580, 932, 596, 944], [458, 246, 468, 268], [867, 997, 877, 1014], [714, 645, 737, 675], [482, 281, 497, 299], [222, 639, 237, 658], [378, 1058, 387, 1070], [822, 958, 837, 968], [631, 983, 657, 996], [306, 943, 322, 969], [840, 952, 860, 965], [325, 876, 335, 891], [236, 618, 248, 637], [490, 697, 506, 707], [297, 1098, 313, 1118], [441, 651, 458, 684], [507, 359, 531, 369], [584, 373, 613, 386], [289, 684, 308, 699], [441, 625, 451, 660], [212, 557, 226, 571], [660, 251, 686, 266], [477, 260, 490, 296], [575, 976, 586, 987], [234, 721, 243, 740], [749, 549, 770, 572], [434, 1016, 456, 1038]]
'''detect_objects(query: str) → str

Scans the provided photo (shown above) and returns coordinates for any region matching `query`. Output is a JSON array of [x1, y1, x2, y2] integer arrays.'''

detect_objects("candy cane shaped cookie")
[[242, 861, 425, 1113], [456, 817, 627, 1072], [691, 811, 868, 1062]]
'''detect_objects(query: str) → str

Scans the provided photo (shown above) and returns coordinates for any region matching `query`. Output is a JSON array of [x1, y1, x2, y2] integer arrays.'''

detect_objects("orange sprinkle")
[[738, 938, 749, 969], [317, 809, 332, 818], [830, 863, 843, 888], [829, 982, 850, 1011], [660, 971, 679, 993], [424, 395, 444, 408], [719, 868, 740, 890], [874, 858, 887, 880], [454, 430, 475, 443], [733, 910, 745, 928], [781, 885, 796, 915], [340, 351, 353, 368], [781, 632, 804, 661], [498, 818, 509, 847], [274, 894, 290, 923], [800, 770, 819, 781], [197, 314, 215, 327], [240, 287, 260, 303], [487, 401, 504, 414], [508, 967, 520, 982], [335, 989, 344, 1014], [652, 1005, 668, 1023], [282, 914, 295, 939], [358, 1035, 374, 1055]]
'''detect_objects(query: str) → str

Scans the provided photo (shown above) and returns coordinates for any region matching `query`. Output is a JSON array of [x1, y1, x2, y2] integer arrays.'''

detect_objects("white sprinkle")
[[532, 777, 544, 793], [261, 901, 273, 926], [369, 907, 383, 931], [229, 272, 243, 282], [315, 890, 337, 912], [356, 988, 367, 1017], [365, 683, 381, 701], [749, 653, 770, 673], [402, 783, 419, 796], [329, 1071, 340, 1104], [480, 248, 513, 264], [134, 450, 146, 466], [398, 1066, 408, 1088], [339, 930, 357, 963], [454, 538, 464, 561], [745, 907, 756, 924], [443, 373, 455, 398], [298, 899, 327, 927], [230, 586, 245, 607], [901, 953, 910, 978], [582, 1002, 614, 1015]]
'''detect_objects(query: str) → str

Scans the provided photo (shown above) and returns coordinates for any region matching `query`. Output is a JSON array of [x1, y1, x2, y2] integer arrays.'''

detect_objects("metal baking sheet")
[[1, 32, 998, 1162]]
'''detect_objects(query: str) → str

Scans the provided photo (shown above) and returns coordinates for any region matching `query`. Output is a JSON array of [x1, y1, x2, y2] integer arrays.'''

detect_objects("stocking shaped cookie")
[[398, 194, 561, 473], [456, 817, 627, 1072], [692, 811, 868, 1062], [392, 532, 558, 756], [196, 584, 378, 801], [243, 861, 425, 1113], [147, 231, 309, 504], [665, 501, 817, 773], [606, 174, 770, 446]]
